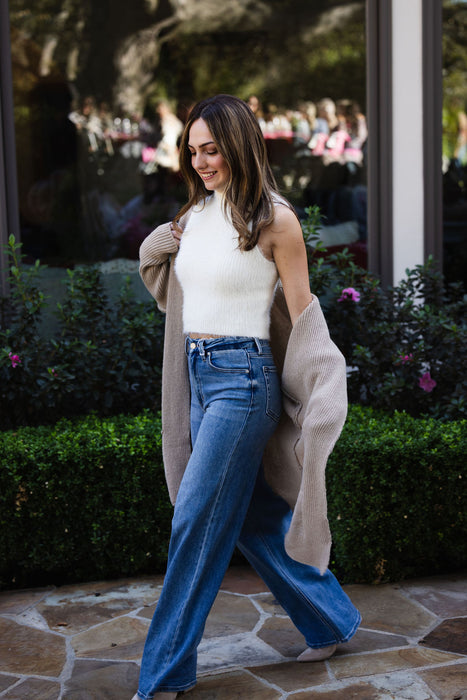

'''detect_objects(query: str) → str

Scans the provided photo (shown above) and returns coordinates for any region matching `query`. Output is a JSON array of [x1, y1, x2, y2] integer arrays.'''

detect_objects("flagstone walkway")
[[0, 566, 465, 699]]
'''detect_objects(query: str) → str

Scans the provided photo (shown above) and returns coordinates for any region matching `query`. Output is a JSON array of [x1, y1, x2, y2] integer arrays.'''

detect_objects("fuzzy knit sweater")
[[139, 214, 348, 574]]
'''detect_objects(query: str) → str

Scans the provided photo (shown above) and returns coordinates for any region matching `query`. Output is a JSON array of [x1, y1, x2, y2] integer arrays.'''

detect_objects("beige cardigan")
[[139, 216, 347, 574]]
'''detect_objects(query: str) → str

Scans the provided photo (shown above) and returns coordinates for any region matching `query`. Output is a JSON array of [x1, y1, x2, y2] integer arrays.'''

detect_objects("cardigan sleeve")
[[139, 222, 179, 312]]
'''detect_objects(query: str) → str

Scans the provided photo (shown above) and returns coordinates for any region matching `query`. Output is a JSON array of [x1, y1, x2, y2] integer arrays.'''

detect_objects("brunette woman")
[[133, 94, 360, 699]]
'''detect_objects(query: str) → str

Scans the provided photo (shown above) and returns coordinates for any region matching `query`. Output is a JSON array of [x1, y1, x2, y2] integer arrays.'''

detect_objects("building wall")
[[392, 0, 425, 284]]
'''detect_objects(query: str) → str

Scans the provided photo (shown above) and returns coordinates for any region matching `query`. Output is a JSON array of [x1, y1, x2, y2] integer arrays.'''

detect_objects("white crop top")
[[174, 191, 279, 339]]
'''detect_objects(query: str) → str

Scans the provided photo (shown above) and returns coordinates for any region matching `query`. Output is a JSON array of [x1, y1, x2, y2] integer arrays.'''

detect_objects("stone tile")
[[204, 592, 260, 638], [134, 592, 162, 620], [248, 660, 329, 692], [198, 632, 282, 672], [14, 606, 51, 632], [418, 662, 467, 700], [401, 574, 467, 618], [289, 682, 380, 699], [335, 629, 409, 655], [3, 678, 60, 699], [344, 584, 437, 636], [0, 676, 20, 692], [253, 593, 286, 616], [188, 669, 281, 698], [329, 646, 462, 680], [38, 579, 162, 634], [62, 659, 140, 700], [0, 587, 54, 615], [0, 618, 66, 676], [257, 615, 306, 658], [369, 670, 438, 699], [420, 618, 467, 655], [220, 566, 268, 595], [72, 616, 149, 660]]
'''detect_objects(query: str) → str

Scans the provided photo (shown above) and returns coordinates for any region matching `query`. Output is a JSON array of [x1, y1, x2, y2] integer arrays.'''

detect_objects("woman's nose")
[[193, 152, 206, 170]]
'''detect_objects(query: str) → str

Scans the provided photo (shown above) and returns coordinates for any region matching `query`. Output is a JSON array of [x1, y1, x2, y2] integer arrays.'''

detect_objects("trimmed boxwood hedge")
[[0, 411, 172, 590], [0, 406, 465, 590], [327, 406, 466, 583]]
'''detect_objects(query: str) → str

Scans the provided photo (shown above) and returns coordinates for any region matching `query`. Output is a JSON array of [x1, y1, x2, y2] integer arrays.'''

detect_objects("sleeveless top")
[[174, 191, 279, 339]]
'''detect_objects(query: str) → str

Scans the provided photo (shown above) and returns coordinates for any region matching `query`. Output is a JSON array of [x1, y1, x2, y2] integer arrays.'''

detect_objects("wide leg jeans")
[[137, 336, 360, 698]]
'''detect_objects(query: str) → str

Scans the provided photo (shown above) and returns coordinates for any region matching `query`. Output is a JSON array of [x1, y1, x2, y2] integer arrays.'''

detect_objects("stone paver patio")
[[0, 566, 465, 699]]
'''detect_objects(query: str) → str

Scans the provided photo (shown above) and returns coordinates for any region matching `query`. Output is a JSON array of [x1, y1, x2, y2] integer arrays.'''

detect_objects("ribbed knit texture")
[[139, 215, 347, 574], [174, 192, 278, 338]]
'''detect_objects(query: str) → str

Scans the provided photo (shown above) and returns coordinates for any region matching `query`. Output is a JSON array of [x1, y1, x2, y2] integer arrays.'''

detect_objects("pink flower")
[[48, 367, 57, 377], [338, 287, 361, 302], [9, 352, 21, 368], [419, 372, 436, 392], [400, 353, 414, 364]]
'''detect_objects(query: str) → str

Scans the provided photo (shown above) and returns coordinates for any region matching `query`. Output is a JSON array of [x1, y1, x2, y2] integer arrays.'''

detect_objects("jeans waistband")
[[185, 335, 270, 357]]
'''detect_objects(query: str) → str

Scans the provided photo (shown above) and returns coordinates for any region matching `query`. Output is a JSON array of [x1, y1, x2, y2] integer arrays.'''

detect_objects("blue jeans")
[[137, 336, 360, 698]]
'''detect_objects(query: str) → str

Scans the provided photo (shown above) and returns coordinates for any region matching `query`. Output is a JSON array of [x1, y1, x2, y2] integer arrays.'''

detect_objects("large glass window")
[[9, 0, 367, 267], [442, 0, 467, 287]]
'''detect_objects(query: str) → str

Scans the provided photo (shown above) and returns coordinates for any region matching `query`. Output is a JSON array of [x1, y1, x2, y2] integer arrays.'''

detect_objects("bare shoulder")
[[260, 203, 303, 250], [270, 203, 301, 233]]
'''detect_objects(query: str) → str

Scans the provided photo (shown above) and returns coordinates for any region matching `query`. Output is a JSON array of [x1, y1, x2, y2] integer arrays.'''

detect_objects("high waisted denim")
[[137, 336, 360, 698]]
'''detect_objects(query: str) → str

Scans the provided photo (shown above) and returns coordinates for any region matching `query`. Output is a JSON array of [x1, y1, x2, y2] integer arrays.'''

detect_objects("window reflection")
[[443, 0, 467, 287], [9, 1, 367, 268]]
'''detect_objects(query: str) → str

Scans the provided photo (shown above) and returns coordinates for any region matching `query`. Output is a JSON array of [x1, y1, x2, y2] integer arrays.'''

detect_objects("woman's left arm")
[[266, 206, 313, 325]]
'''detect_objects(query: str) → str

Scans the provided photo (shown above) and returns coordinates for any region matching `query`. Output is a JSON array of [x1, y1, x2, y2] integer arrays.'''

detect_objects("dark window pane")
[[443, 0, 467, 286], [10, 0, 367, 268]]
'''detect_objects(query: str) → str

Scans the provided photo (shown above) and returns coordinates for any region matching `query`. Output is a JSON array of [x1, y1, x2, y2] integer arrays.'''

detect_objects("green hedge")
[[0, 406, 465, 590], [327, 406, 467, 583], [0, 411, 172, 590]]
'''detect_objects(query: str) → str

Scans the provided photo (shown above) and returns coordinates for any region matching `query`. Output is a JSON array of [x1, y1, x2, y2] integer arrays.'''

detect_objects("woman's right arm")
[[139, 221, 180, 311]]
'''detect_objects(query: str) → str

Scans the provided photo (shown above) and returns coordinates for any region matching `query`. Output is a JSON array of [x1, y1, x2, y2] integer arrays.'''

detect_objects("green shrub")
[[303, 207, 467, 421], [0, 410, 171, 590], [1, 406, 465, 590], [0, 236, 164, 429], [327, 405, 467, 583]]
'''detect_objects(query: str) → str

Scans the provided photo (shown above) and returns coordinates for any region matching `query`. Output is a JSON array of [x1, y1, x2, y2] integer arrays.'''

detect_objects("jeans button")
[[190, 342, 196, 350]]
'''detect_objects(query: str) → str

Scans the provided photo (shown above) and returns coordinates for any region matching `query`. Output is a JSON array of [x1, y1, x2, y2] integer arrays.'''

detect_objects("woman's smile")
[[188, 118, 230, 192]]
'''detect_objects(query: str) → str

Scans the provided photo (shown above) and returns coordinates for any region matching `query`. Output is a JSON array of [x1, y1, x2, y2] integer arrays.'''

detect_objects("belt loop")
[[254, 337, 263, 354], [198, 339, 206, 358]]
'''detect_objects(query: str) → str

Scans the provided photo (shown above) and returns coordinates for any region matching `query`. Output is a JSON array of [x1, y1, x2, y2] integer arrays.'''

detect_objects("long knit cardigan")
[[139, 215, 348, 574]]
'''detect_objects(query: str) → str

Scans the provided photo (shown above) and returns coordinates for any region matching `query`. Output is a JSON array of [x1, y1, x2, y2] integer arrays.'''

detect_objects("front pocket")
[[207, 348, 251, 373], [263, 366, 282, 422]]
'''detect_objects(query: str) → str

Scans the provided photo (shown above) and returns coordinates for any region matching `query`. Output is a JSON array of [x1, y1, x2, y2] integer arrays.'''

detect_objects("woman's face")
[[188, 118, 230, 193]]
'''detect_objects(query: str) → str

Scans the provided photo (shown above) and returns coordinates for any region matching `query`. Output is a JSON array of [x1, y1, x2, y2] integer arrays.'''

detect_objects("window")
[[442, 0, 467, 287], [8, 1, 367, 268]]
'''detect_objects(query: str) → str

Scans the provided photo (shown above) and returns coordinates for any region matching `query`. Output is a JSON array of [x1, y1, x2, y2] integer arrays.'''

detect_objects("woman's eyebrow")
[[188, 141, 215, 149]]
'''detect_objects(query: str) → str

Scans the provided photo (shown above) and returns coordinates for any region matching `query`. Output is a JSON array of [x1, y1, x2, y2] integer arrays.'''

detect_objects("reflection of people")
[[68, 95, 104, 152], [454, 110, 467, 164], [154, 100, 184, 171], [247, 93, 266, 131], [133, 94, 360, 699]]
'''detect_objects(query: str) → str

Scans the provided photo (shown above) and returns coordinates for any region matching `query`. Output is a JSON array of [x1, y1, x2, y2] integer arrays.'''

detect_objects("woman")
[[134, 94, 360, 700]]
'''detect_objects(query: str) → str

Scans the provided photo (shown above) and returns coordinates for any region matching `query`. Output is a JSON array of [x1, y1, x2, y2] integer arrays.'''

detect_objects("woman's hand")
[[170, 220, 184, 247]]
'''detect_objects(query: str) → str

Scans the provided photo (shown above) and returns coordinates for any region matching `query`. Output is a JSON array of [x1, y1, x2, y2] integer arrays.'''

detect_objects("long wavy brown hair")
[[176, 94, 290, 251]]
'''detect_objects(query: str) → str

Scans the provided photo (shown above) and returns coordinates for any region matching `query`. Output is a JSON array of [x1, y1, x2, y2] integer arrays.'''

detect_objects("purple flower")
[[419, 372, 436, 392], [400, 353, 414, 364], [338, 287, 361, 302], [9, 352, 21, 368]]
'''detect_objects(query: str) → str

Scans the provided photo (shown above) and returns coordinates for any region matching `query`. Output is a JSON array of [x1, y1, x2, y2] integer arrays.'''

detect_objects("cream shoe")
[[297, 643, 336, 662]]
